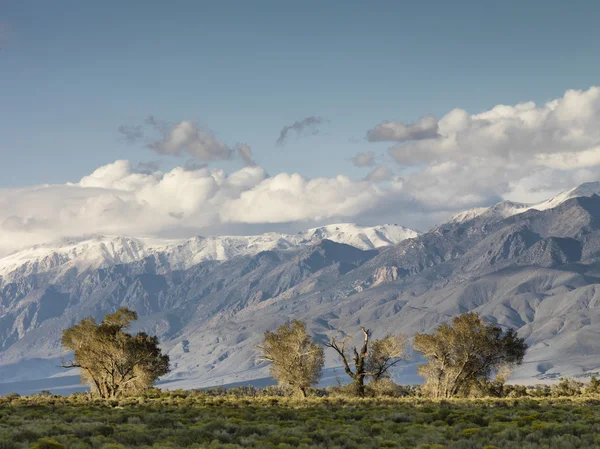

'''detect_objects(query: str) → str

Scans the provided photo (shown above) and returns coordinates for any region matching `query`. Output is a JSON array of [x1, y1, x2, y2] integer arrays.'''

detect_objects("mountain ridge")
[[3, 182, 600, 391], [0, 223, 418, 280]]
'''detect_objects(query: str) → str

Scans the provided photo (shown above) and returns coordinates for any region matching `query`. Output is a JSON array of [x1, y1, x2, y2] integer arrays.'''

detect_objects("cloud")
[[0, 160, 389, 256], [183, 159, 208, 171], [118, 125, 144, 143], [4, 87, 600, 256], [364, 166, 393, 182], [236, 143, 256, 167], [277, 116, 326, 146], [135, 161, 162, 174], [378, 86, 600, 208], [367, 115, 439, 142], [147, 119, 233, 161], [352, 151, 376, 167], [119, 117, 257, 165]]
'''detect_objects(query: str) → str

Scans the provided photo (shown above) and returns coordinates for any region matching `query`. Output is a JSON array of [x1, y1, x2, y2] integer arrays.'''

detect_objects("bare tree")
[[258, 320, 324, 398], [325, 328, 407, 397]]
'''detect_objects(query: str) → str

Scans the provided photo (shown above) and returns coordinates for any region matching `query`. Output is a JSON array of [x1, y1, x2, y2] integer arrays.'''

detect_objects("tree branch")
[[325, 336, 356, 379]]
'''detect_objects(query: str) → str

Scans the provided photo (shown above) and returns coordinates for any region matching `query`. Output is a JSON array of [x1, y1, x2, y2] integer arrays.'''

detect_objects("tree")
[[61, 308, 170, 399], [413, 312, 527, 398], [258, 320, 324, 398], [325, 328, 408, 397]]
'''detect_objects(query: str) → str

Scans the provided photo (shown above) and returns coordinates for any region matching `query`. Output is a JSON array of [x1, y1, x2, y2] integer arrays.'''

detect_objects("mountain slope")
[[4, 186, 600, 390]]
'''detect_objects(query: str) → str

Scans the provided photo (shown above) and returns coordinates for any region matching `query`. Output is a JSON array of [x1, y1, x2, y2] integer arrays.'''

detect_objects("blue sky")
[[2, 0, 600, 187]]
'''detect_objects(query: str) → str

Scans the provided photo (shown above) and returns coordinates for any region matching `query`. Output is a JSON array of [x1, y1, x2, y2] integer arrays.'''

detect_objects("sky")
[[1, 0, 600, 254]]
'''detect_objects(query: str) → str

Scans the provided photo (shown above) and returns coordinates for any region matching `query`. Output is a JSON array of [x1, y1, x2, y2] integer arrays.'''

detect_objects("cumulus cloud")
[[367, 115, 439, 142], [379, 87, 600, 208], [0, 160, 389, 256], [4, 87, 600, 256], [277, 116, 326, 146], [352, 151, 376, 167]]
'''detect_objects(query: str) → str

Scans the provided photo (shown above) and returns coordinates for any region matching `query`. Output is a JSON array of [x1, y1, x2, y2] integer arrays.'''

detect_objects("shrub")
[[367, 378, 405, 398], [584, 376, 600, 395], [552, 378, 583, 397], [30, 438, 66, 449]]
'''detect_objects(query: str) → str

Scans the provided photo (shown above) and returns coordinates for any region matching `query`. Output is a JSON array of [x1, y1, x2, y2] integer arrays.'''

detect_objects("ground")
[[1, 392, 600, 449]]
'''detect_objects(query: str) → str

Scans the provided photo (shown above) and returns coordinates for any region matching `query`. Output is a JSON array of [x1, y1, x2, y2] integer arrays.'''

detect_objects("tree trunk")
[[354, 375, 366, 397]]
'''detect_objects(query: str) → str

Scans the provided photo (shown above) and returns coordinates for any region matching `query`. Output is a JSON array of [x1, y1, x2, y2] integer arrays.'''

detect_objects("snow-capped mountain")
[[443, 181, 600, 226], [4, 182, 600, 394], [0, 224, 418, 280]]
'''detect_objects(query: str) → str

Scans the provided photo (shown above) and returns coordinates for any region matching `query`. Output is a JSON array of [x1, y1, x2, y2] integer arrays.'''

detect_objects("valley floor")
[[2, 392, 600, 449]]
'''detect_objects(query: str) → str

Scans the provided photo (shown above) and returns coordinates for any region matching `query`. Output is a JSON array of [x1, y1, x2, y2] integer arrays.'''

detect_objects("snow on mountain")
[[443, 181, 600, 226], [7, 181, 600, 393], [442, 202, 531, 226], [0, 224, 418, 279], [294, 223, 418, 250], [533, 181, 600, 212]]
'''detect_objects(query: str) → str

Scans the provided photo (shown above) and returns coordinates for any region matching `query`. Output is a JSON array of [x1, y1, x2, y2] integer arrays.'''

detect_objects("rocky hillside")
[[3, 184, 600, 390]]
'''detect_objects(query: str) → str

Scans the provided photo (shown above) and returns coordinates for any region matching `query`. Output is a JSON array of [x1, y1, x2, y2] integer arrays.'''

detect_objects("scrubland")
[[2, 387, 600, 449]]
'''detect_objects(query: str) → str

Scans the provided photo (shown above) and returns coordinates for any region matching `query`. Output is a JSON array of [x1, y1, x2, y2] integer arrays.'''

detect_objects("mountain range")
[[3, 182, 600, 393]]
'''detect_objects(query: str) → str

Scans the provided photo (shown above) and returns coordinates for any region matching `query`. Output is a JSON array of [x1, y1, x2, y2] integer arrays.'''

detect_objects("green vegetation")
[[2, 389, 600, 449], [35, 310, 591, 447]]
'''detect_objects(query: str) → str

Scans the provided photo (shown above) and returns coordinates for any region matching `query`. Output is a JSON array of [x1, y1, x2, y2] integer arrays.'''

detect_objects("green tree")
[[61, 308, 170, 399], [258, 320, 324, 398], [325, 328, 407, 397], [413, 312, 527, 398]]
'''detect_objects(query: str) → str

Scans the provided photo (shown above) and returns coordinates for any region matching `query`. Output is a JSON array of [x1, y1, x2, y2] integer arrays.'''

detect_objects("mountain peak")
[[443, 181, 600, 226], [0, 223, 418, 279]]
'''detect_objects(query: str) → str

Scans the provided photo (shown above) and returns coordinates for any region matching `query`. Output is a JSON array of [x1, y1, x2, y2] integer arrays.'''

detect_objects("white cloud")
[[4, 87, 600, 256], [535, 147, 600, 170], [0, 161, 388, 256], [222, 173, 383, 223], [383, 87, 600, 208]]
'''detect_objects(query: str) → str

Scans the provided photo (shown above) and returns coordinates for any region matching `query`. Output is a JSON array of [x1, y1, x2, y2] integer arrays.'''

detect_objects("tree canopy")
[[62, 308, 170, 399], [413, 312, 527, 398], [258, 320, 324, 397]]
